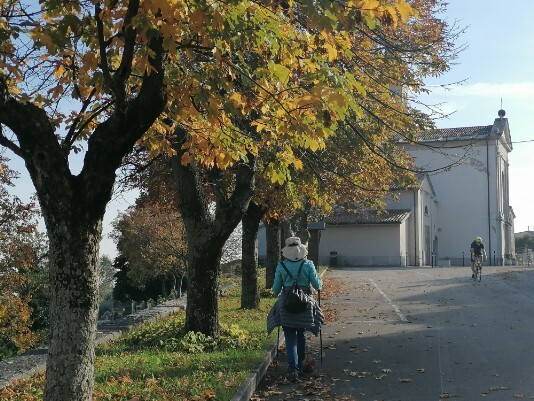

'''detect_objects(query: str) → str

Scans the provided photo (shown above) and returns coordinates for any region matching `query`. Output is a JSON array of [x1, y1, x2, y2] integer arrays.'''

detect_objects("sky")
[[419, 0, 534, 236], [4, 1, 534, 258]]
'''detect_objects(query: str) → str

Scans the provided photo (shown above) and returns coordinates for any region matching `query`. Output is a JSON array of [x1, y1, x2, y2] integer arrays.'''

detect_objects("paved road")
[[254, 265, 534, 401]]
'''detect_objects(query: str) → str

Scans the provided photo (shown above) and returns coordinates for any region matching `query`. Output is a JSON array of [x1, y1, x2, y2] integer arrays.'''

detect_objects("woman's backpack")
[[280, 261, 311, 313]]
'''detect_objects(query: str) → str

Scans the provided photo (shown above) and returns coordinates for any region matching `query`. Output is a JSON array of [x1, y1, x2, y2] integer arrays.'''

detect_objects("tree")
[[112, 255, 170, 305], [97, 255, 115, 302], [23, 231, 50, 334], [163, 1, 436, 334], [240, 201, 265, 309], [516, 235, 534, 265], [516, 235, 534, 253], [0, 157, 40, 359], [0, 1, 166, 398], [113, 201, 187, 297], [96, 255, 116, 318], [113, 154, 189, 297], [163, 0, 460, 336], [170, 127, 256, 335], [235, 0, 461, 292], [0, 0, 456, 398]]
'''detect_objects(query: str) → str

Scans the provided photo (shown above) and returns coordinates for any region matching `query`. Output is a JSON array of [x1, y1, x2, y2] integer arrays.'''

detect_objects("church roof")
[[396, 116, 512, 152], [416, 125, 493, 141], [325, 208, 411, 225]]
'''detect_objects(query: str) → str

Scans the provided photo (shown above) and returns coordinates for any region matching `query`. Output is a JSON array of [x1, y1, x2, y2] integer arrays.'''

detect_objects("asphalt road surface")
[[254, 265, 534, 401]]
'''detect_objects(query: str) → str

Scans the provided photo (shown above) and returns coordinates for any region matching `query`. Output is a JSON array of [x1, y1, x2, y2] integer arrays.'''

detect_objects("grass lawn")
[[0, 276, 278, 401]]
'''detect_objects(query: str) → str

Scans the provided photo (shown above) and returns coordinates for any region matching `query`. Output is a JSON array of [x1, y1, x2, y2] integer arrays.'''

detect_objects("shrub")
[[120, 313, 186, 348], [119, 313, 259, 353], [0, 334, 18, 360]]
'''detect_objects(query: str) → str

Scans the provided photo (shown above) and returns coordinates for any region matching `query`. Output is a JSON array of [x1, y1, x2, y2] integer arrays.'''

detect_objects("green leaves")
[[268, 62, 291, 85], [120, 313, 257, 353]]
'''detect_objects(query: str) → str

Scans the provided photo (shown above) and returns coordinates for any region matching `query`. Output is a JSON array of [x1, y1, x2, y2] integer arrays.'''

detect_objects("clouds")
[[417, 80, 534, 133], [433, 82, 534, 99]]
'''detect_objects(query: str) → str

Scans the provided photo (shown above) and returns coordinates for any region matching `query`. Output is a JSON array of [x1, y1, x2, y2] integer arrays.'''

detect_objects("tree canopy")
[[0, 0, 459, 399], [113, 200, 187, 291]]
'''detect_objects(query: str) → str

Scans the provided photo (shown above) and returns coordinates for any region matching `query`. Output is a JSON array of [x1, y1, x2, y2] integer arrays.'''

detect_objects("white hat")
[[281, 237, 308, 261]]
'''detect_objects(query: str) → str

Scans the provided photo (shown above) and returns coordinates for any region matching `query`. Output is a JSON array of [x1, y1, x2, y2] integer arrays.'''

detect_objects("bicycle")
[[472, 255, 483, 282]]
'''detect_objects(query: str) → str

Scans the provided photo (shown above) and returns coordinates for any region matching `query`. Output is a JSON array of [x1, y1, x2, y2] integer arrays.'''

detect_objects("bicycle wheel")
[[475, 258, 482, 281]]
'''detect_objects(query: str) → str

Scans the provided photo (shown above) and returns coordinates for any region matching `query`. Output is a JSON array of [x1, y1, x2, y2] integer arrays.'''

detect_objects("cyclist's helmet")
[[475, 236, 482, 243]]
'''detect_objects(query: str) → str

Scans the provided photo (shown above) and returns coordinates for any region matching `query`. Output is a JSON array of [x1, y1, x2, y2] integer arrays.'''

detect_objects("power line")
[[512, 139, 534, 144]]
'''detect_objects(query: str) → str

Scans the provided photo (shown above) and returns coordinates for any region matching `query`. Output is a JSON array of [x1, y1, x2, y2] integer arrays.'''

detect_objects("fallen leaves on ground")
[[489, 386, 511, 391], [319, 276, 346, 300], [318, 274, 351, 323], [252, 368, 360, 401]]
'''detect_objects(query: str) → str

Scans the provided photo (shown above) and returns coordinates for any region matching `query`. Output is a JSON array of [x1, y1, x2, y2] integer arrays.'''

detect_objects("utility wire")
[[512, 139, 534, 144]]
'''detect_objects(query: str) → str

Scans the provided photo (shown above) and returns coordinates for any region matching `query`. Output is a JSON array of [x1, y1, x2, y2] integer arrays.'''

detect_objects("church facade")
[[258, 112, 516, 267], [315, 111, 515, 266]]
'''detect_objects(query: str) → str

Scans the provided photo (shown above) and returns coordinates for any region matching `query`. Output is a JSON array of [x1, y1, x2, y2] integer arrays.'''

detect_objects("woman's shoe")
[[285, 371, 299, 383]]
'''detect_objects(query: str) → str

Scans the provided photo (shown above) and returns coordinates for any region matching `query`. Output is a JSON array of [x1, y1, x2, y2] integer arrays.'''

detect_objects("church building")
[[258, 111, 516, 267], [314, 110, 515, 266]]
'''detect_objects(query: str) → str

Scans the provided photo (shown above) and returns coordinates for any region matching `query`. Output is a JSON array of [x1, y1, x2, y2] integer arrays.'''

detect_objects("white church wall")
[[318, 224, 403, 266], [404, 140, 494, 265], [384, 176, 437, 266]]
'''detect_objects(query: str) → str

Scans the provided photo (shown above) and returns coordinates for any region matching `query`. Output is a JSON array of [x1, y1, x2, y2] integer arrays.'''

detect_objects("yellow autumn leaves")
[[1, 0, 419, 185], [351, 0, 416, 26]]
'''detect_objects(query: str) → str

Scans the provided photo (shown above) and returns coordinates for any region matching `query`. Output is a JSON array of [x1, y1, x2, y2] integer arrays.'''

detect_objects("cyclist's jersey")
[[471, 241, 485, 256]]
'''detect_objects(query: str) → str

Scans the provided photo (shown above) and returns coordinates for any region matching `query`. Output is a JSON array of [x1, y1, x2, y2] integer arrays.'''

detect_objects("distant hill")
[[515, 231, 534, 239]]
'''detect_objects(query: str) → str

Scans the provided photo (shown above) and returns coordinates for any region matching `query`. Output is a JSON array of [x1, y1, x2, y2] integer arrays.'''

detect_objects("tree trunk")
[[170, 128, 255, 335], [161, 279, 167, 299], [241, 201, 264, 309], [265, 219, 281, 289], [296, 208, 311, 245], [177, 275, 183, 298], [307, 229, 321, 267], [185, 235, 222, 335], [44, 220, 101, 401], [281, 220, 294, 244]]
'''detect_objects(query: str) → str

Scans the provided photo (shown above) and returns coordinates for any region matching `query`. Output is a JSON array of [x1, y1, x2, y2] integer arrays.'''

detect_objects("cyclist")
[[470, 236, 486, 278]]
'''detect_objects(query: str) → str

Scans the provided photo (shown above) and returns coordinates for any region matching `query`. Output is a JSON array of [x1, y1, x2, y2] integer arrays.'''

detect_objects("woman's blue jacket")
[[271, 258, 322, 295]]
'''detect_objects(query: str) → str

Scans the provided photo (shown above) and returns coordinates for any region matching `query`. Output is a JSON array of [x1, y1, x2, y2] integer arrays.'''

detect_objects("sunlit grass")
[[0, 273, 278, 401]]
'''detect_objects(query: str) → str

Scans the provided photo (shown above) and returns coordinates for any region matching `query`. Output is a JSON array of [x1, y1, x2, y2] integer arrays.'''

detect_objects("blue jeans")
[[283, 326, 306, 372]]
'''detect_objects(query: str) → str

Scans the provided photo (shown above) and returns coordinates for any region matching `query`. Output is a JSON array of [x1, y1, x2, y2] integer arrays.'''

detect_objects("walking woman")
[[268, 236, 323, 382]]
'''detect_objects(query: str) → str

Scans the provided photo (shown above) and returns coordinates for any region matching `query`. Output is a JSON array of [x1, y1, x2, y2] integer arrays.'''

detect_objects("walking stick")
[[318, 289, 323, 368], [275, 325, 280, 373]]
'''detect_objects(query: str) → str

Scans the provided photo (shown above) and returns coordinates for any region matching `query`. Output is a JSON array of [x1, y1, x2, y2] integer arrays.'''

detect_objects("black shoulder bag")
[[280, 260, 310, 313]]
